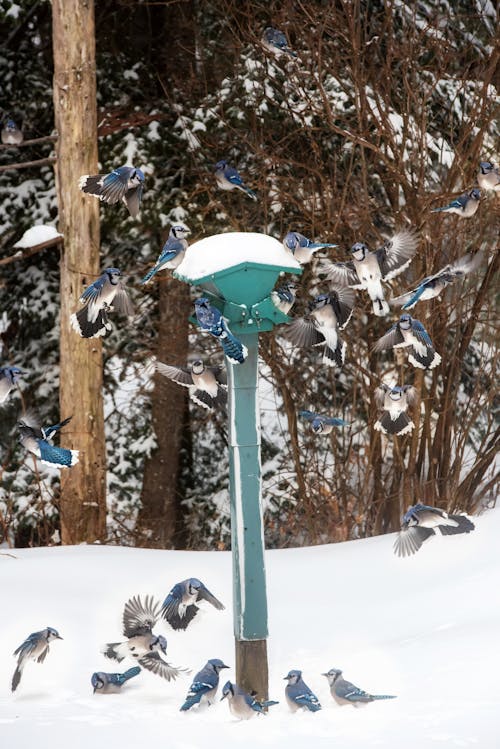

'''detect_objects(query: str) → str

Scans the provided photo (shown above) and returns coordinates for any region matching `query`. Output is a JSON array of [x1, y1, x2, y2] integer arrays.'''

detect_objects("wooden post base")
[[235, 638, 269, 701]]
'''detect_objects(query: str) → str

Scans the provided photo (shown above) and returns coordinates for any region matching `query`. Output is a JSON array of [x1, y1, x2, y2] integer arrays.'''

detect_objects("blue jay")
[[18, 413, 79, 468], [103, 595, 187, 681], [271, 281, 298, 314], [194, 298, 248, 365], [431, 188, 481, 218], [156, 359, 227, 411], [374, 384, 417, 437], [373, 314, 441, 370], [0, 366, 24, 403], [180, 658, 229, 711], [91, 666, 141, 694], [1, 118, 23, 145], [141, 225, 191, 284], [261, 26, 297, 57], [285, 285, 355, 368], [283, 232, 338, 265], [284, 670, 322, 712], [477, 161, 500, 192], [214, 160, 256, 200], [221, 681, 279, 719], [319, 230, 418, 316], [71, 268, 133, 339], [78, 165, 145, 217], [394, 503, 475, 557], [391, 252, 483, 310], [161, 577, 225, 631], [322, 668, 396, 707], [299, 410, 349, 435], [12, 627, 62, 692]]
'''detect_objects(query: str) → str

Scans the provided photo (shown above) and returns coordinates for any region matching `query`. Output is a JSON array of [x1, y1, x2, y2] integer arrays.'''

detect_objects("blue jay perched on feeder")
[[180, 659, 229, 711], [141, 225, 191, 283], [319, 230, 418, 316], [374, 383, 417, 437], [391, 252, 483, 310], [431, 188, 481, 218], [194, 298, 248, 365], [299, 410, 349, 435], [221, 681, 279, 719], [394, 503, 475, 557], [285, 286, 355, 368], [161, 577, 225, 631], [18, 413, 79, 468], [283, 231, 338, 265], [156, 359, 227, 412], [322, 668, 396, 707], [477, 161, 500, 192], [12, 627, 63, 692], [284, 670, 322, 712], [373, 314, 441, 370], [91, 666, 141, 695], [71, 268, 133, 339], [1, 117, 23, 145], [213, 160, 257, 200], [271, 281, 298, 314], [78, 165, 145, 217], [261, 26, 297, 57], [0, 367, 24, 403]]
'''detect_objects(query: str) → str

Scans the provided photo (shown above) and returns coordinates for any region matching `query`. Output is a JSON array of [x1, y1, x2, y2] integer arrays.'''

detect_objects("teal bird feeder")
[[175, 232, 302, 698]]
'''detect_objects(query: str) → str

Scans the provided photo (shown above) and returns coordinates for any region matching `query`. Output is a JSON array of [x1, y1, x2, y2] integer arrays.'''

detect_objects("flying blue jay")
[[299, 410, 349, 435], [373, 314, 441, 370], [394, 503, 475, 557], [431, 188, 481, 218], [18, 413, 79, 468], [71, 268, 133, 339], [180, 658, 229, 711], [319, 230, 418, 316], [477, 161, 500, 192], [12, 627, 62, 692], [103, 595, 187, 681], [322, 668, 396, 707], [161, 578, 225, 630], [78, 165, 145, 217], [0, 366, 24, 403], [391, 252, 483, 310], [284, 670, 322, 712], [283, 232, 338, 265], [141, 225, 191, 284], [271, 281, 298, 314], [374, 383, 417, 437], [213, 160, 256, 200], [261, 26, 297, 57], [285, 285, 355, 368], [221, 681, 279, 719], [194, 298, 248, 365], [1, 118, 23, 145], [156, 359, 227, 411], [91, 666, 141, 695]]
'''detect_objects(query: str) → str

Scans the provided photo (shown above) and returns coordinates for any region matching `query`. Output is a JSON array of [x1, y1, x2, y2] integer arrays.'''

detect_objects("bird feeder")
[[175, 232, 301, 699]]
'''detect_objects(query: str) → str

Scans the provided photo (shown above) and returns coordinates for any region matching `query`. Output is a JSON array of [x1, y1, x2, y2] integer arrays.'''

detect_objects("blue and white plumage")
[[299, 410, 349, 435], [431, 188, 481, 218], [1, 118, 23, 145], [91, 666, 141, 695], [221, 681, 279, 720], [12, 627, 62, 692], [78, 165, 145, 217], [0, 366, 24, 403], [161, 577, 225, 631], [477, 161, 500, 192], [271, 281, 298, 314], [194, 298, 248, 365], [323, 668, 396, 707], [374, 384, 417, 437], [373, 314, 441, 370], [71, 267, 133, 339], [156, 358, 227, 411], [284, 670, 321, 712], [394, 503, 475, 557], [214, 160, 256, 200], [283, 232, 338, 265], [141, 225, 191, 284], [261, 26, 296, 57], [180, 658, 229, 711], [18, 413, 79, 468]]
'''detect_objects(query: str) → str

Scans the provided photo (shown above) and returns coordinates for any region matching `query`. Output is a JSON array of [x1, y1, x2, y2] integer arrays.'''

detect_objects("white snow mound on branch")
[[14, 225, 62, 249]]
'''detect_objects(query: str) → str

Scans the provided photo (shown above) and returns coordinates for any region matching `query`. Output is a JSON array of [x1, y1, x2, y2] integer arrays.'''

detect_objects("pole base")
[[235, 638, 269, 701]]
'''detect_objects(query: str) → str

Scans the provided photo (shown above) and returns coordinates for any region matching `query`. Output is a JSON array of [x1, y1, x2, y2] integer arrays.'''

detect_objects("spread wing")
[[318, 259, 359, 286], [196, 585, 225, 611], [285, 317, 325, 347], [138, 652, 187, 681], [375, 229, 418, 280], [156, 361, 193, 387], [113, 286, 134, 317], [372, 324, 404, 352], [123, 595, 161, 638]]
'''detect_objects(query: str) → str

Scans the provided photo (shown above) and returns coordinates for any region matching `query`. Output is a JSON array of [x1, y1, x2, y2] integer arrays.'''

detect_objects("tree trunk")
[[52, 0, 106, 543]]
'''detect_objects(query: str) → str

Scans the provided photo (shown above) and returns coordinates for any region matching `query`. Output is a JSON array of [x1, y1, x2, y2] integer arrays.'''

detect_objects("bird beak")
[[57, 635, 63, 640], [220, 693, 227, 701]]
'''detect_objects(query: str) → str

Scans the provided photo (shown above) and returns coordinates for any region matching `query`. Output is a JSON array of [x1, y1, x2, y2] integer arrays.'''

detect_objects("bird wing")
[[123, 595, 161, 637], [99, 170, 130, 203], [156, 362, 193, 387], [375, 229, 418, 280], [42, 415, 72, 440], [299, 410, 317, 422], [438, 515, 475, 536], [372, 324, 404, 352], [336, 679, 369, 702], [112, 286, 134, 317], [80, 275, 106, 304], [328, 284, 356, 329], [123, 184, 143, 218], [138, 653, 186, 682], [285, 317, 325, 347], [410, 319, 434, 348], [223, 166, 244, 187], [212, 366, 227, 388], [323, 416, 349, 427], [374, 385, 390, 408], [318, 259, 359, 286], [393, 526, 435, 557], [196, 584, 225, 610], [402, 385, 417, 407]]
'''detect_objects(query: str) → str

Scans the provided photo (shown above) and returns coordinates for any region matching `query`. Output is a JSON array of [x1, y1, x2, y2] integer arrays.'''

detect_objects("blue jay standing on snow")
[[374, 383, 417, 437], [213, 160, 257, 200], [477, 161, 500, 192], [1, 118, 23, 145], [284, 670, 322, 712], [373, 314, 441, 370], [322, 668, 396, 707], [79, 165, 145, 217], [431, 188, 481, 218], [271, 281, 298, 315], [91, 666, 141, 694], [71, 268, 133, 339], [261, 26, 297, 57], [394, 503, 475, 557], [156, 359, 227, 411], [283, 232, 338, 265], [180, 658, 229, 711], [299, 410, 349, 435], [141, 225, 191, 283], [161, 577, 225, 630], [12, 627, 63, 692], [18, 414, 79, 468], [194, 298, 248, 365], [221, 681, 279, 719], [0, 366, 24, 403]]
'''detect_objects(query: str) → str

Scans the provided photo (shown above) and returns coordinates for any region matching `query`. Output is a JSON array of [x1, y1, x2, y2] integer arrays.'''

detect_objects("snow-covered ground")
[[1, 508, 499, 749]]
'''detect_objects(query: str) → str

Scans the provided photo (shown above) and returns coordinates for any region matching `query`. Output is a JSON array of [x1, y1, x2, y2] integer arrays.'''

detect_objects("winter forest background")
[[0, 0, 498, 551]]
